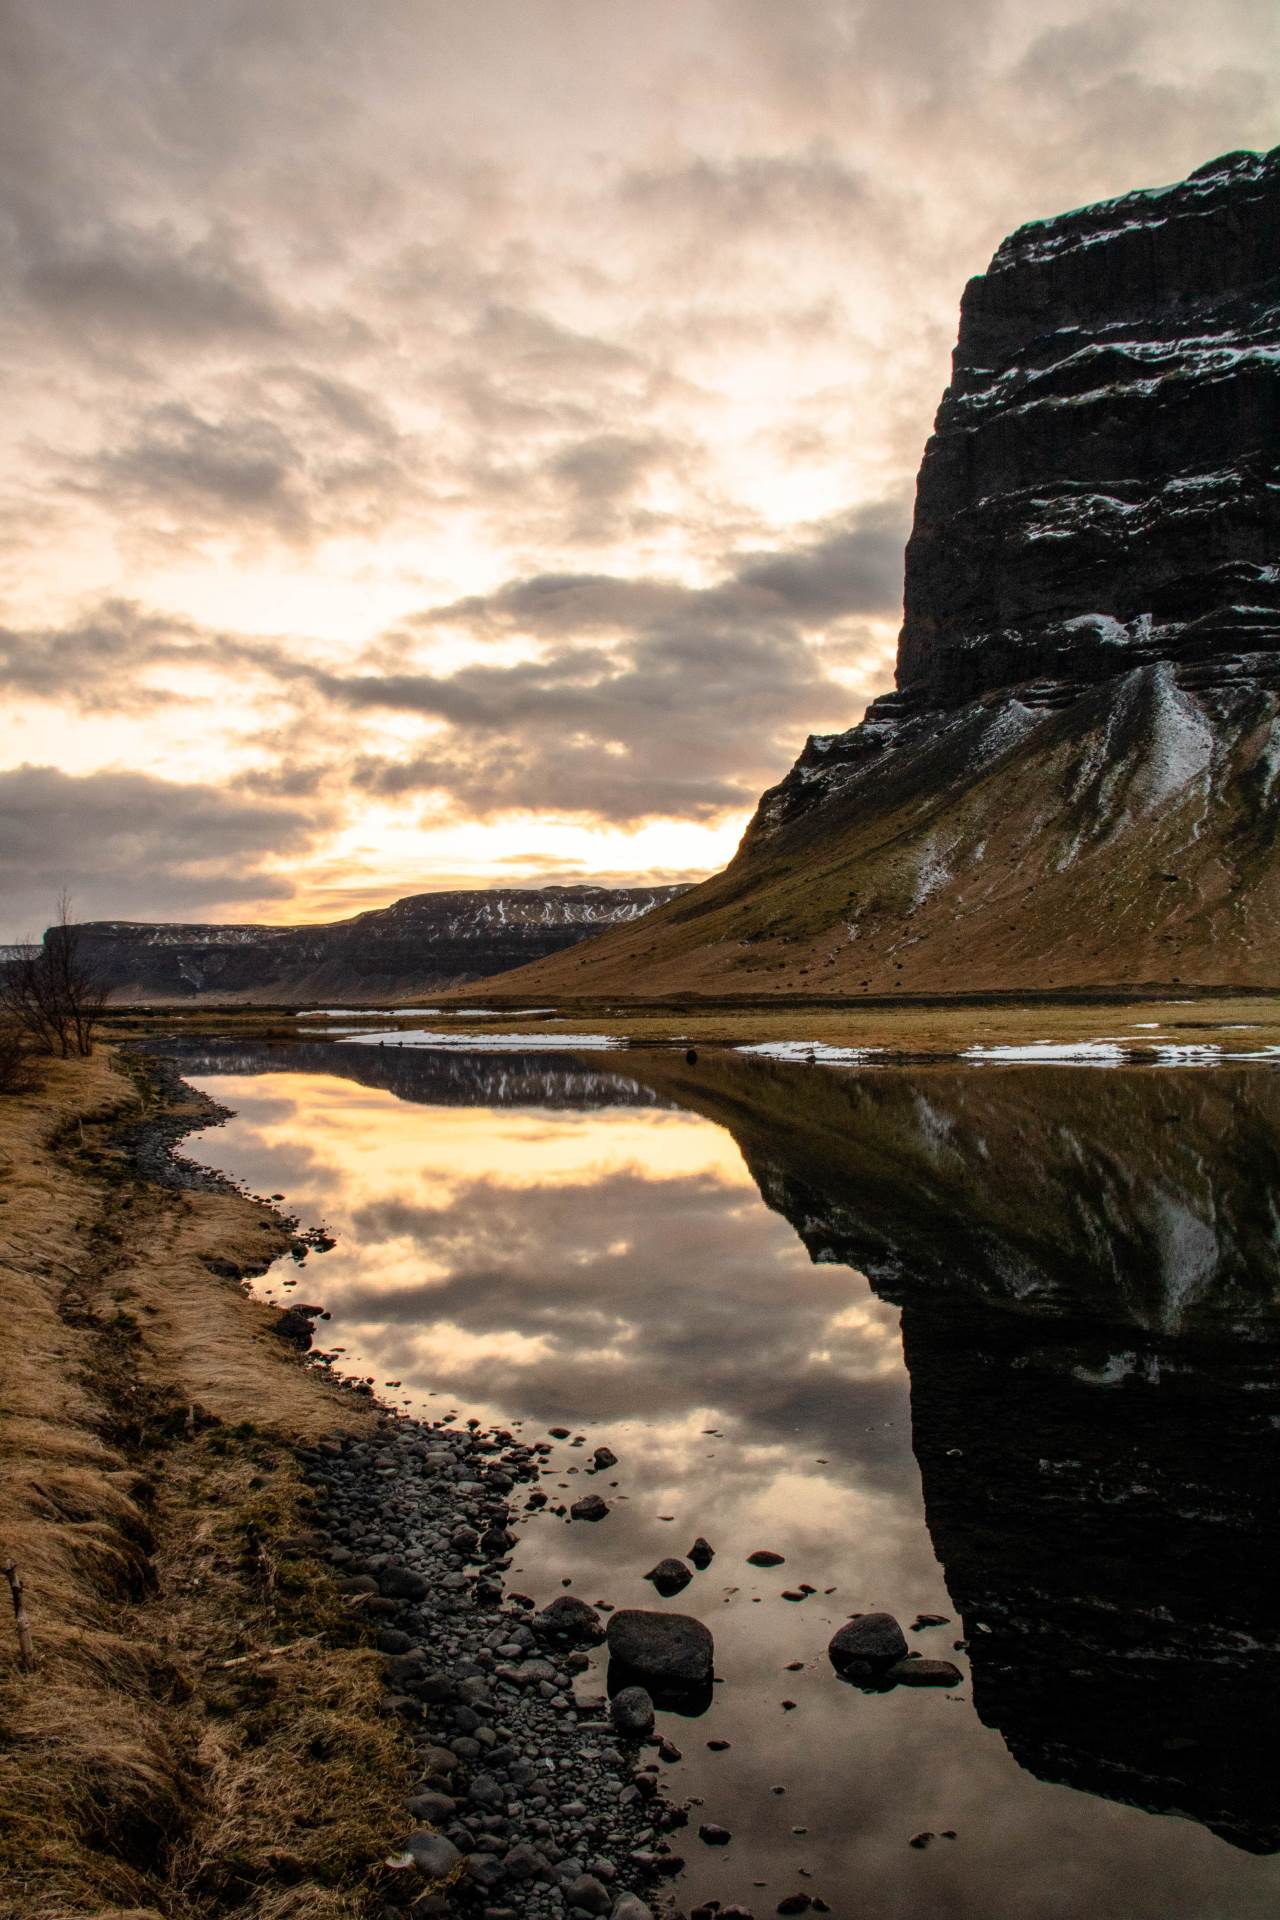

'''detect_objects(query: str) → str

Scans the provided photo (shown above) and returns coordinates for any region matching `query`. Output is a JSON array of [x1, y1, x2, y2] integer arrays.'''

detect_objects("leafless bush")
[[0, 894, 111, 1059], [0, 1019, 36, 1093]]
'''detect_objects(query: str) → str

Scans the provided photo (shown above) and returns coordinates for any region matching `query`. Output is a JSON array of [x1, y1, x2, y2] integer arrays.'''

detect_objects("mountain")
[[626, 1050, 1280, 1853], [74, 885, 688, 1004], [496, 146, 1280, 1000]]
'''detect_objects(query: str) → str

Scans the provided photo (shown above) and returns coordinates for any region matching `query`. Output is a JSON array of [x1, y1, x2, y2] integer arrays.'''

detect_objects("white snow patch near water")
[[338, 1030, 622, 1051], [736, 1042, 881, 1065], [963, 1041, 1127, 1064], [301, 1007, 442, 1018]]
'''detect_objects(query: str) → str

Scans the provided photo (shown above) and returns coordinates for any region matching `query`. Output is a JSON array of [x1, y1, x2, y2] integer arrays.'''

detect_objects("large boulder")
[[607, 1608, 713, 1689]]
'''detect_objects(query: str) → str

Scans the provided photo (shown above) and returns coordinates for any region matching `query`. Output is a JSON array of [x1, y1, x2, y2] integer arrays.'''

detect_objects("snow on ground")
[[735, 1041, 882, 1064], [962, 1041, 1127, 1063], [337, 1029, 622, 1051], [301, 1008, 442, 1018]]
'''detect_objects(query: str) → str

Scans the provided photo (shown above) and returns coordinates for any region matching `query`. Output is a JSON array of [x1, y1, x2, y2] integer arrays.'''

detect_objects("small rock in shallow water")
[[887, 1656, 963, 1687], [686, 1536, 715, 1569], [610, 1686, 656, 1739], [698, 1823, 732, 1845], [911, 1612, 951, 1630], [533, 1593, 605, 1644], [827, 1611, 908, 1674], [909, 1831, 934, 1849], [747, 1549, 785, 1567], [570, 1494, 610, 1522], [593, 1445, 618, 1470], [644, 1557, 692, 1596]]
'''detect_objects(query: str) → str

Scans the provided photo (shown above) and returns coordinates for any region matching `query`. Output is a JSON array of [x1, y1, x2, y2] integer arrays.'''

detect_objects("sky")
[[0, 0, 1276, 936]]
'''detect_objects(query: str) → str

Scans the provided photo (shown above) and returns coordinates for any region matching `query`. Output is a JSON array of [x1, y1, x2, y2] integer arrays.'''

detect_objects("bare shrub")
[[0, 1022, 36, 1094], [0, 893, 111, 1058]]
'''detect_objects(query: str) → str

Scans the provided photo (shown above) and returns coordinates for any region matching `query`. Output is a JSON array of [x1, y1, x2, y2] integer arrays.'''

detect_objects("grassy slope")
[[474, 668, 1280, 1002], [0, 1052, 409, 1920]]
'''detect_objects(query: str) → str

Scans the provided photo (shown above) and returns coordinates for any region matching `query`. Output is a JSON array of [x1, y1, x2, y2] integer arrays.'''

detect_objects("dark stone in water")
[[532, 1593, 605, 1645], [687, 1536, 715, 1569], [747, 1549, 785, 1567], [606, 1609, 714, 1685], [828, 1612, 908, 1674], [645, 1557, 692, 1596], [887, 1656, 963, 1687], [570, 1493, 609, 1522]]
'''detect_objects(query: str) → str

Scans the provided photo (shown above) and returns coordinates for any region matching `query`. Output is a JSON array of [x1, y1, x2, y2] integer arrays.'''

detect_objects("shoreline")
[[0, 1045, 684, 1920]]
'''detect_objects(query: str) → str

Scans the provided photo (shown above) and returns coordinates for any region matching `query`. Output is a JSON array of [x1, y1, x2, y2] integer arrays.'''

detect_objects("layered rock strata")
[[501, 147, 1280, 998]]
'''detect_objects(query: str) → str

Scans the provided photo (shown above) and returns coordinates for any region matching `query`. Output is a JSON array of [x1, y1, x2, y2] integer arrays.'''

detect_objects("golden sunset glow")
[[2, 2, 1274, 934]]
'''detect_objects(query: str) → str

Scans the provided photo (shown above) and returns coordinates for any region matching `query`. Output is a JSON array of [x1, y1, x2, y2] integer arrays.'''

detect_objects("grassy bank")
[[0, 1049, 409, 1920], [97, 993, 1280, 1061]]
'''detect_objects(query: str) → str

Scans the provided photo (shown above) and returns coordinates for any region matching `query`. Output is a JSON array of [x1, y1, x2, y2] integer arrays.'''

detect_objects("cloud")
[[0, 764, 326, 930], [21, 226, 288, 348]]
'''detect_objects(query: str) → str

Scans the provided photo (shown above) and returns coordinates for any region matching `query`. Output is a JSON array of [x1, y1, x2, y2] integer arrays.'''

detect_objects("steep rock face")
[[899, 146, 1280, 705], [76, 885, 688, 1003], [500, 147, 1280, 999]]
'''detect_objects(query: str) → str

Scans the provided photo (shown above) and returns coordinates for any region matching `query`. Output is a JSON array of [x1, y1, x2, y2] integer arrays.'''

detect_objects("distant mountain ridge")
[[496, 146, 1280, 999], [73, 884, 689, 1003]]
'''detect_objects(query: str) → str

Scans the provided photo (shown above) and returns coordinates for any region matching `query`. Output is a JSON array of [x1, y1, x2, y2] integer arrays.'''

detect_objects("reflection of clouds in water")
[[190, 1074, 911, 1497], [184, 1063, 1280, 1920]]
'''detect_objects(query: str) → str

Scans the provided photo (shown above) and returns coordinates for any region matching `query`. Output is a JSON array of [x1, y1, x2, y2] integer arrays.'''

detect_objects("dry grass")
[[0, 1052, 409, 1920]]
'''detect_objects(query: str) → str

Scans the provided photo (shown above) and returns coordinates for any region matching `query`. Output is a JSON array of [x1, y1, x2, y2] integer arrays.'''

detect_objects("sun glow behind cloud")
[[0, 0, 1275, 933]]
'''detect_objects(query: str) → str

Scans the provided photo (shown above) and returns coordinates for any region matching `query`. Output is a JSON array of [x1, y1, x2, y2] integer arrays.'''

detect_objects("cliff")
[[497, 147, 1280, 1000], [72, 885, 688, 1004]]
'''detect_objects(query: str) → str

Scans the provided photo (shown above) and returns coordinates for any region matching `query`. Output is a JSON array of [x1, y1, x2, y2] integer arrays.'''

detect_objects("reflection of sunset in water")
[[186, 1060, 1280, 1920]]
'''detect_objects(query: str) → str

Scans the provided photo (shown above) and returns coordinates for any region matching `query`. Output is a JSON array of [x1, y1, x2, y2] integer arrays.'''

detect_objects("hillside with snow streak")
[[498, 146, 1280, 998]]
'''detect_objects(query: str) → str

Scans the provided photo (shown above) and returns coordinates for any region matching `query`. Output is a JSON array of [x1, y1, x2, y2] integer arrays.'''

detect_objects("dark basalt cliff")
[[503, 147, 1280, 999], [898, 147, 1280, 707], [74, 885, 688, 1003]]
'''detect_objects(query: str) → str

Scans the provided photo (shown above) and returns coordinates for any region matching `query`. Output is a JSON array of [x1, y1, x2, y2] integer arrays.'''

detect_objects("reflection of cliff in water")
[[150, 1036, 672, 1111], [631, 1056, 1280, 1854]]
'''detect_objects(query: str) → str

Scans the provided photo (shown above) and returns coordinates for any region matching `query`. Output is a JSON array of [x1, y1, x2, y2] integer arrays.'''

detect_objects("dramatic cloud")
[[0, 765, 326, 931], [0, 0, 1275, 931]]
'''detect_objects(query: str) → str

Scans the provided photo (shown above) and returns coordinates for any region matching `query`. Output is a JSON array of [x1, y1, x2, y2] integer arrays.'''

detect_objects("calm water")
[[179, 1039, 1280, 1920]]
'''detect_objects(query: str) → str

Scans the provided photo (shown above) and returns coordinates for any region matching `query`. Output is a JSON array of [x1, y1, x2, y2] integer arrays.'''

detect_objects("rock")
[[502, 1841, 548, 1881], [686, 1536, 715, 1569], [592, 1446, 618, 1470], [644, 1557, 692, 1596], [887, 1657, 963, 1687], [609, 1686, 655, 1739], [533, 1593, 606, 1645], [407, 1790, 457, 1822], [566, 1873, 612, 1914], [776, 1899, 812, 1915], [909, 1832, 934, 1849], [606, 1610, 714, 1687], [698, 1823, 732, 1845], [610, 1898, 654, 1920], [747, 1549, 785, 1567], [828, 1611, 908, 1673], [380, 1564, 430, 1601], [911, 1612, 951, 1630], [406, 1829, 462, 1879], [570, 1494, 610, 1522]]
